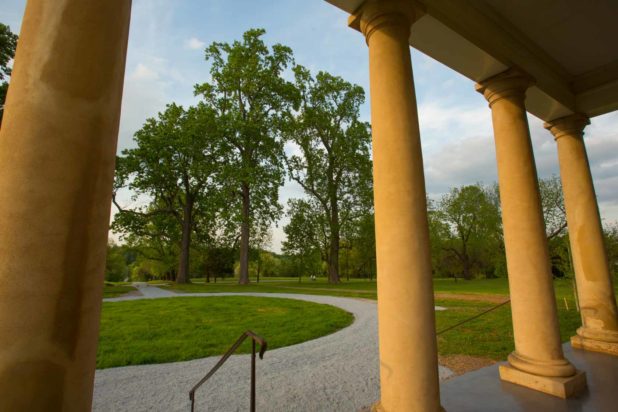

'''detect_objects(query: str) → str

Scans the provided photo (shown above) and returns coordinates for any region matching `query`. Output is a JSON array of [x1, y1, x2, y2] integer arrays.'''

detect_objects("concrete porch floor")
[[441, 343, 618, 411]]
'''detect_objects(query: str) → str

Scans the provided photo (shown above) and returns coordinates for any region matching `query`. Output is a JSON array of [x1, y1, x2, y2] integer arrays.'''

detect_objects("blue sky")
[[3, 0, 618, 252]]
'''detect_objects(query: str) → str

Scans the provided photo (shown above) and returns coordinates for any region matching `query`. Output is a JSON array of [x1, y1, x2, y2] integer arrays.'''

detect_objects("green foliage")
[[0, 23, 18, 125], [434, 184, 503, 279], [427, 177, 575, 280], [0, 23, 17, 81], [539, 175, 567, 239], [195, 28, 297, 284], [201, 247, 236, 281], [603, 221, 618, 280], [538, 175, 571, 278], [105, 242, 132, 282], [284, 67, 373, 283], [97, 296, 353, 368], [113, 103, 227, 283]]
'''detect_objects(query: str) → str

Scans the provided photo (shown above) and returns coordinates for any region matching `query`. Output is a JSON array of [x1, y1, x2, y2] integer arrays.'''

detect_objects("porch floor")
[[441, 343, 618, 411]]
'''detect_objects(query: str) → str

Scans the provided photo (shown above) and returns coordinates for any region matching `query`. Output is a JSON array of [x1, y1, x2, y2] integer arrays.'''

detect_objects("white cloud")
[[185, 37, 206, 50], [130, 63, 159, 81], [424, 135, 497, 196]]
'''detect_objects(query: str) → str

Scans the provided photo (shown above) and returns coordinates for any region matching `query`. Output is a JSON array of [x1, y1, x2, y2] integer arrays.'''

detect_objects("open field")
[[162, 277, 589, 301], [160, 277, 613, 362], [97, 296, 353, 369], [102, 284, 137, 298]]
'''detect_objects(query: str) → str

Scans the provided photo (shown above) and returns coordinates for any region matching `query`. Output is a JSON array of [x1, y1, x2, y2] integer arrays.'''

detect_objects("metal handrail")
[[189, 330, 268, 412], [437, 299, 511, 335]]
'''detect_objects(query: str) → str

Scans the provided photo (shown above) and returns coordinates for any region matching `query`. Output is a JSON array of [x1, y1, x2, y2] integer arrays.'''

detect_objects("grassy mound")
[[97, 296, 353, 369]]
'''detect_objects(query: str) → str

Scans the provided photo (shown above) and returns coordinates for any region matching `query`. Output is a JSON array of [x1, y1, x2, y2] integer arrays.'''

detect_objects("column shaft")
[[477, 70, 585, 398], [545, 115, 618, 355], [0, 1, 131, 410], [350, 1, 441, 411]]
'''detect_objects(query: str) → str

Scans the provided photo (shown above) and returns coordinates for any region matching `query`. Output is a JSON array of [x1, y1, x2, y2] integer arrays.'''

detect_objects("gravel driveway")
[[94, 286, 453, 411]]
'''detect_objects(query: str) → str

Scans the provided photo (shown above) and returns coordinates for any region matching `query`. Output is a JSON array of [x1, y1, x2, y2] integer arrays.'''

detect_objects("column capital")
[[544, 113, 590, 141], [475, 68, 535, 108], [348, 0, 423, 44]]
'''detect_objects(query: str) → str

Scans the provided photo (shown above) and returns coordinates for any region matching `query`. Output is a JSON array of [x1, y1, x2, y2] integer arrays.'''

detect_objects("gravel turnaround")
[[94, 287, 454, 411]]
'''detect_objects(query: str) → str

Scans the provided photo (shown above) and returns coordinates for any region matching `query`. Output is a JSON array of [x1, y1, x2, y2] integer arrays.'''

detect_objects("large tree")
[[112, 103, 224, 283], [285, 68, 372, 283], [282, 199, 324, 281], [438, 184, 502, 280], [539, 175, 567, 240], [0, 23, 18, 127], [195, 29, 297, 284]]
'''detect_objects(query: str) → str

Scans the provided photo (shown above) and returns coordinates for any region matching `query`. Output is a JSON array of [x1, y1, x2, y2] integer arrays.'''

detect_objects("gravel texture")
[[95, 286, 453, 411]]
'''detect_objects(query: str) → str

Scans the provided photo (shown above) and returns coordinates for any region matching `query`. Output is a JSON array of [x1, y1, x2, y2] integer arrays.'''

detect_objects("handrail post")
[[189, 331, 266, 411], [251, 339, 256, 412]]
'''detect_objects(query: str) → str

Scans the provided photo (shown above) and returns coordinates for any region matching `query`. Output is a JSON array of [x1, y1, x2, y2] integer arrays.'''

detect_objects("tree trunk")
[[176, 195, 194, 284], [239, 183, 250, 285], [461, 242, 472, 280], [328, 199, 340, 283]]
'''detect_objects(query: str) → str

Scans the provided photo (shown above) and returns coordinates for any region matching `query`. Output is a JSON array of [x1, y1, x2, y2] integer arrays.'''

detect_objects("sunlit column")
[[0, 1, 132, 410], [349, 1, 443, 410], [476, 69, 586, 398], [545, 114, 618, 356]]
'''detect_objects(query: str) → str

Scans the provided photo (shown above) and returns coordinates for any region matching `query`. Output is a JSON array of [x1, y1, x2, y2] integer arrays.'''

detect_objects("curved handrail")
[[189, 330, 268, 412]]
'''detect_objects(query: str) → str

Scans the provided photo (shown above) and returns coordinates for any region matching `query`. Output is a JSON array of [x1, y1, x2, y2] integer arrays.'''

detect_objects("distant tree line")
[[428, 176, 618, 281]]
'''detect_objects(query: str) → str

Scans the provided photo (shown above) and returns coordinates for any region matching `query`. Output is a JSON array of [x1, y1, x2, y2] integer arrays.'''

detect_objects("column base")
[[499, 363, 586, 398], [370, 401, 446, 411], [571, 334, 618, 356]]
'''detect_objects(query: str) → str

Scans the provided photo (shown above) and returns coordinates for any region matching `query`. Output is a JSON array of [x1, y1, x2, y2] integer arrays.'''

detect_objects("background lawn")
[[161, 277, 612, 362], [97, 296, 353, 369], [102, 283, 137, 298]]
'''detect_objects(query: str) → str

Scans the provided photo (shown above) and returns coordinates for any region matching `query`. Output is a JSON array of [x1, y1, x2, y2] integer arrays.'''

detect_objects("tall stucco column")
[[349, 1, 443, 411], [0, 1, 131, 410], [476, 70, 586, 398], [544, 114, 618, 356]]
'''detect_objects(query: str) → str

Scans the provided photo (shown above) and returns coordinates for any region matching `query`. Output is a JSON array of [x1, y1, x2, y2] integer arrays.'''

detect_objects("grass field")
[[102, 284, 136, 298], [163, 276, 586, 301], [97, 296, 353, 369], [160, 277, 609, 361]]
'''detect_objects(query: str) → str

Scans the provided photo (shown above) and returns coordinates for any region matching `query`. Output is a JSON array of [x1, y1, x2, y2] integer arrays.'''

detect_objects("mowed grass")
[[434, 298, 583, 360], [102, 284, 136, 298], [163, 277, 614, 361], [97, 296, 353, 369], [164, 277, 590, 301]]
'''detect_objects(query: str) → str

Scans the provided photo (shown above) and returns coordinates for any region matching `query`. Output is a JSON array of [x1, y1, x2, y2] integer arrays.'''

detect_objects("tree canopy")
[[112, 103, 226, 283], [284, 68, 373, 283], [436, 184, 502, 279], [0, 23, 18, 126]]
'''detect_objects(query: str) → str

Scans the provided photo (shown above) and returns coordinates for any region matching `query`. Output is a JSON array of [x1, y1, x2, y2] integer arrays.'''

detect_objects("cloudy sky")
[[2, 0, 617, 252]]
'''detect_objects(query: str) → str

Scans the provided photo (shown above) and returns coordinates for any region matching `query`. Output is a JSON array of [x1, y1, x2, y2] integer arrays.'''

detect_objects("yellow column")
[[545, 114, 618, 356], [476, 70, 586, 398], [0, 1, 131, 410], [349, 1, 443, 411]]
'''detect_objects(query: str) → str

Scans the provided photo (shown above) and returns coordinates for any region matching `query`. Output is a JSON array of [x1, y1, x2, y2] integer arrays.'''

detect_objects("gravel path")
[[94, 286, 453, 411]]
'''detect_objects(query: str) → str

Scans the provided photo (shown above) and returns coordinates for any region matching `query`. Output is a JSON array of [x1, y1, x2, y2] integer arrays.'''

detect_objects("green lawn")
[[102, 284, 136, 298], [97, 296, 353, 369], [434, 298, 582, 360], [161, 277, 614, 361], [164, 277, 593, 301]]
